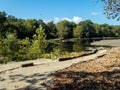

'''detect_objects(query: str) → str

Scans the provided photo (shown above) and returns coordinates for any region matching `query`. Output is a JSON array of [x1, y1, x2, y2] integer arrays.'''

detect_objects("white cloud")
[[91, 12, 100, 16], [53, 17, 61, 23], [54, 17, 59, 21], [53, 16, 83, 23], [73, 16, 83, 23]]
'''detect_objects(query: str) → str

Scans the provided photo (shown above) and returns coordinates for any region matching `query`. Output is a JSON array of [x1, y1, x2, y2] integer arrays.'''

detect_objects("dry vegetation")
[[49, 48, 120, 90]]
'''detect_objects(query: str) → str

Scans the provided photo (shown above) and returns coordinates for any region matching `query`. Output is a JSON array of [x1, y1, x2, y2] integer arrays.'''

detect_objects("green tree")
[[1, 33, 20, 62], [93, 23, 103, 37], [22, 19, 38, 39], [111, 25, 120, 36], [28, 25, 47, 59], [100, 24, 114, 37], [0, 34, 4, 56], [37, 20, 50, 39], [0, 11, 7, 37], [73, 25, 82, 38], [56, 20, 74, 39], [17, 37, 31, 61], [47, 21, 58, 39], [78, 20, 97, 38]]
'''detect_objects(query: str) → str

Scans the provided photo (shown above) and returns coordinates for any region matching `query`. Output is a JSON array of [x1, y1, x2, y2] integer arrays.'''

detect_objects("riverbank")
[[0, 49, 107, 90], [49, 47, 120, 90], [91, 39, 120, 47]]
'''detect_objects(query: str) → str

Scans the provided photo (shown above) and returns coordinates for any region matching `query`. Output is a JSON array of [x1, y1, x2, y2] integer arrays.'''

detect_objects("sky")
[[0, 0, 119, 25]]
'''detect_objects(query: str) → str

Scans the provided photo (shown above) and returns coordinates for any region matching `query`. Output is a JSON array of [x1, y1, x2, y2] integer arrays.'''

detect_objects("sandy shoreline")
[[0, 49, 107, 90], [91, 39, 120, 47], [0, 39, 120, 90]]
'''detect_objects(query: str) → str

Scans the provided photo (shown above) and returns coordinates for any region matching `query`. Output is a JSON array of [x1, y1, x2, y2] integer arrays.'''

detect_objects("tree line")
[[0, 11, 120, 40], [0, 11, 120, 63]]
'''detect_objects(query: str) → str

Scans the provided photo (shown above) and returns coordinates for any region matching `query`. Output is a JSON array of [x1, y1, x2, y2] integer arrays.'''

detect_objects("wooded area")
[[0, 11, 120, 63], [0, 11, 120, 40]]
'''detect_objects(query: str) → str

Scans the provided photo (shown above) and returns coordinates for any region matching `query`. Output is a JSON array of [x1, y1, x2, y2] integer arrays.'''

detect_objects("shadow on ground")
[[49, 66, 120, 90], [7, 72, 55, 90]]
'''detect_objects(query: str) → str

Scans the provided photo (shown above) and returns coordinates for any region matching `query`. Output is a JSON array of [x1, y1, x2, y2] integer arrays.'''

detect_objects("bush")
[[28, 25, 47, 59]]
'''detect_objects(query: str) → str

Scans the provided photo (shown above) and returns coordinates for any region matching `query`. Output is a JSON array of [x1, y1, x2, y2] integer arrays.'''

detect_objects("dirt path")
[[0, 49, 107, 90]]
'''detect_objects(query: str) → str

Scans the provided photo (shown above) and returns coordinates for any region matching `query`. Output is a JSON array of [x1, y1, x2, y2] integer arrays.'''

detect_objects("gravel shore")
[[49, 48, 120, 90]]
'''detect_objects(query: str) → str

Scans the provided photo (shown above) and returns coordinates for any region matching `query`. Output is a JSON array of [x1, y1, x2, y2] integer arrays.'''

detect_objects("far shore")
[[91, 39, 120, 47]]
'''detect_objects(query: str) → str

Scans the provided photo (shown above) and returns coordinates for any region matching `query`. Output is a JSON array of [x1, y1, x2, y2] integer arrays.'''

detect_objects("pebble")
[[44, 78, 54, 87], [0, 77, 5, 81]]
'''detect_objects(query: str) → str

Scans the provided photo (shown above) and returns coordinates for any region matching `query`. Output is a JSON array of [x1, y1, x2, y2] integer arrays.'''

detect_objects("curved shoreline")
[[0, 49, 107, 90]]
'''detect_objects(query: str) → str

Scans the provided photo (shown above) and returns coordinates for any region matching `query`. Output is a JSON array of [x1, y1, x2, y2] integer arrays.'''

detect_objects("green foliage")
[[0, 11, 119, 40], [37, 20, 51, 39], [50, 48, 72, 60], [28, 25, 47, 59], [0, 11, 7, 37], [0, 11, 120, 63], [50, 48, 60, 60], [101, 0, 120, 20], [0, 57, 11, 64], [56, 20, 74, 39], [111, 25, 120, 36], [78, 20, 97, 38], [73, 25, 82, 38], [0, 25, 48, 63], [47, 21, 58, 39], [100, 24, 114, 37], [0, 34, 4, 56], [73, 42, 85, 52], [93, 24, 103, 37], [22, 19, 38, 39], [16, 37, 31, 61], [0, 33, 19, 62]]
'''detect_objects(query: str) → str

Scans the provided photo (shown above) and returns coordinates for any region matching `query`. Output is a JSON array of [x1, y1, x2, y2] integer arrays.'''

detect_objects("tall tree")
[[37, 20, 50, 39], [3, 33, 19, 61], [100, 24, 114, 37], [28, 25, 47, 59], [47, 21, 58, 39], [111, 25, 120, 36], [73, 25, 82, 38], [78, 20, 97, 38], [0, 11, 7, 36], [93, 23, 103, 37], [22, 19, 38, 39], [56, 20, 74, 39]]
